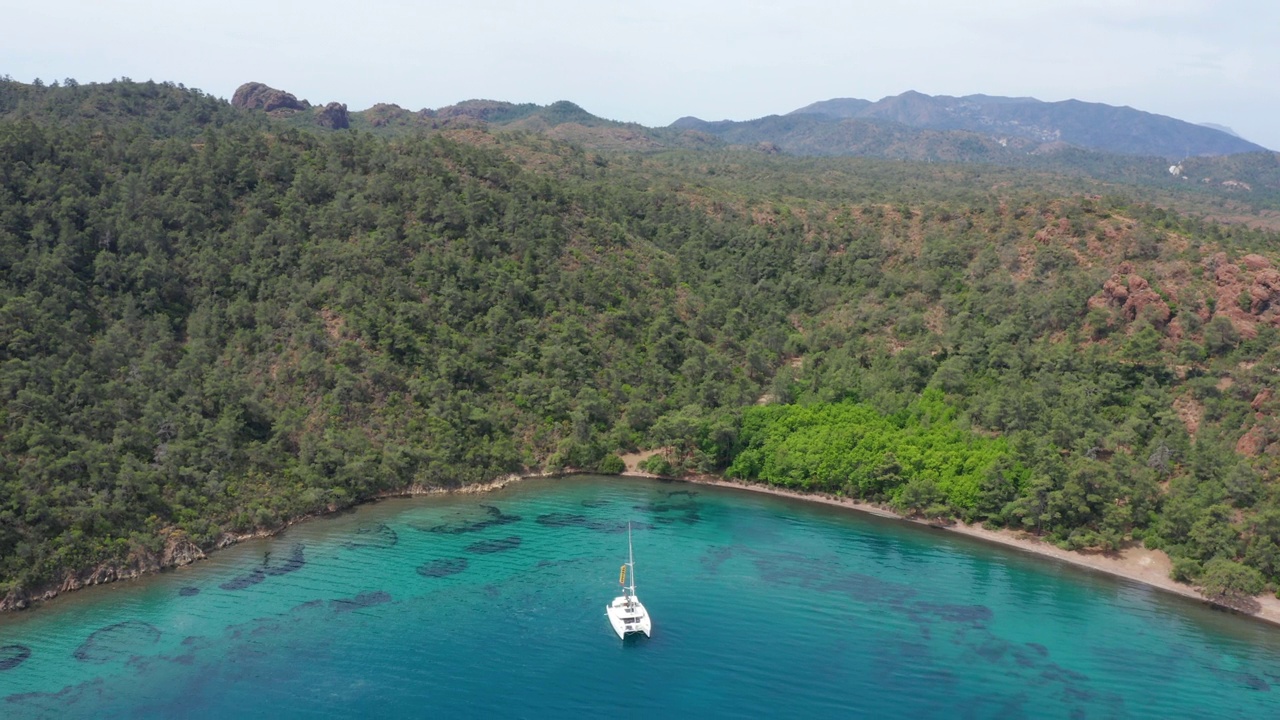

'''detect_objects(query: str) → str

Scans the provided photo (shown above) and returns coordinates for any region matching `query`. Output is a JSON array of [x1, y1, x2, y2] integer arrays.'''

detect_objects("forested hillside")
[[4, 79, 1280, 608], [0, 83, 798, 601]]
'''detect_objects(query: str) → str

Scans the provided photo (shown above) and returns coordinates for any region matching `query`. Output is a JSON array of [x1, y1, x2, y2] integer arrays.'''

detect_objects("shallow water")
[[2, 475, 1279, 718]]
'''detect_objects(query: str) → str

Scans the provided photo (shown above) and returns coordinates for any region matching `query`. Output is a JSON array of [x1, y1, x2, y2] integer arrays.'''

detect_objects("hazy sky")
[[7, 1, 1278, 149]]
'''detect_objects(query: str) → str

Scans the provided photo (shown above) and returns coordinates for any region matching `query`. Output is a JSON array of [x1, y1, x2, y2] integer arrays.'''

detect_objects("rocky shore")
[[0, 473, 537, 612], [1, 532, 206, 612]]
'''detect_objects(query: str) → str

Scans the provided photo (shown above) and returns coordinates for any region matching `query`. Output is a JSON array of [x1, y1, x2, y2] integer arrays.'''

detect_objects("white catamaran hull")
[[607, 521, 651, 639], [606, 597, 652, 639]]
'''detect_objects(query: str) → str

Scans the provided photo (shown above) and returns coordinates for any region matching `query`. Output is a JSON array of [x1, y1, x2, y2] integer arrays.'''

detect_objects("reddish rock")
[[1237, 426, 1267, 457], [1086, 294, 1112, 311], [1249, 268, 1280, 314], [1256, 268, 1280, 289], [1237, 317, 1260, 339], [162, 533, 206, 566], [1249, 284, 1271, 312], [1252, 388, 1273, 411], [1101, 274, 1128, 304], [315, 102, 349, 129], [365, 103, 412, 128], [1216, 263, 1240, 287], [1119, 274, 1170, 325], [1090, 271, 1169, 326], [231, 82, 306, 113], [1242, 254, 1272, 271]]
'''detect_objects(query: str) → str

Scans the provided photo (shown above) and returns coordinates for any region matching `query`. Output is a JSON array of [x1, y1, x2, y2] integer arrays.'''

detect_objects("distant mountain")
[[1198, 122, 1243, 139], [777, 91, 1268, 158], [671, 113, 1025, 163], [788, 98, 872, 118]]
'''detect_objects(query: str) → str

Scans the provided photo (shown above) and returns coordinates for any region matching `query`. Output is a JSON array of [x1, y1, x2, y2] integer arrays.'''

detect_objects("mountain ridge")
[[778, 91, 1266, 158], [225, 82, 1266, 159]]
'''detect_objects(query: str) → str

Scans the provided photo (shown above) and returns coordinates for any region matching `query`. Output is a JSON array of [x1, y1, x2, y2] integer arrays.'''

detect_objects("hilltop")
[[227, 82, 711, 152]]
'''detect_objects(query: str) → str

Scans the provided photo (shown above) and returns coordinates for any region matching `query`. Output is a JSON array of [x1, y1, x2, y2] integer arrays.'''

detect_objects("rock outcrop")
[[1247, 268, 1280, 315], [1088, 253, 1280, 343], [365, 102, 406, 127], [1241, 254, 1271, 272], [1088, 266, 1170, 326], [1237, 426, 1269, 457], [1251, 388, 1274, 412], [315, 102, 350, 129], [1203, 252, 1280, 336], [230, 83, 352, 129], [435, 99, 517, 123], [0, 530, 206, 612], [231, 82, 307, 113], [163, 532, 207, 567]]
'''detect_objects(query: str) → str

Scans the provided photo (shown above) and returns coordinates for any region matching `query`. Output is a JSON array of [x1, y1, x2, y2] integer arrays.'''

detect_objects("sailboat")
[[605, 522, 652, 639]]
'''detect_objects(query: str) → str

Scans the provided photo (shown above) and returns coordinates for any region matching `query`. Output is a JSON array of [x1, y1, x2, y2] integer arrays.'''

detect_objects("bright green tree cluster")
[[727, 390, 1011, 512]]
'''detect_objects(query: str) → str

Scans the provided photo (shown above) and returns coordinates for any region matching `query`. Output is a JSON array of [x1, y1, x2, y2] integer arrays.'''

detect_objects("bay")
[[2, 475, 1279, 718]]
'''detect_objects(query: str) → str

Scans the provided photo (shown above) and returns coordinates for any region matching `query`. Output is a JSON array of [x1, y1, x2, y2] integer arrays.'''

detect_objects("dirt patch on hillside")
[[619, 449, 663, 473], [319, 308, 344, 342], [1173, 394, 1203, 438]]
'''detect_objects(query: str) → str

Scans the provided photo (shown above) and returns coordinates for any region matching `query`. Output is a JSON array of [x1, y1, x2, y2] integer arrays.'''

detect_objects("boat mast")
[[626, 521, 637, 609]]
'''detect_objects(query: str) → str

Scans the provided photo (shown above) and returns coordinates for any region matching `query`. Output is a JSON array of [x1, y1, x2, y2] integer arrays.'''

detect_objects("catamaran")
[[605, 522, 651, 639]]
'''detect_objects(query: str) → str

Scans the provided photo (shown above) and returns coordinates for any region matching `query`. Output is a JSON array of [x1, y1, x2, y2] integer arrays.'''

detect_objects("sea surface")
[[2, 475, 1279, 718]]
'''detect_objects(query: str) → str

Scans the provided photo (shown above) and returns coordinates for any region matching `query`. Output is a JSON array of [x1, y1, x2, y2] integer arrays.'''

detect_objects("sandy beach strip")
[[641, 472, 1280, 628]]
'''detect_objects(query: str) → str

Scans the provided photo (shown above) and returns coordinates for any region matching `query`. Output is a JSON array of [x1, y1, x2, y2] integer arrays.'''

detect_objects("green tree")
[[1203, 316, 1240, 356], [1198, 558, 1265, 602], [598, 454, 626, 475]]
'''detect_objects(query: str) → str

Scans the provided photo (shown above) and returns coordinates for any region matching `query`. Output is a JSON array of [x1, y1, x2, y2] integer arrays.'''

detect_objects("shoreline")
[[6, 469, 1280, 630], [0, 472, 545, 613], [670, 473, 1280, 628]]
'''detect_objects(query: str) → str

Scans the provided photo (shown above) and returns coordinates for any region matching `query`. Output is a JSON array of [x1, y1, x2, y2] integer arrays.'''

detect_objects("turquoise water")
[[2, 475, 1279, 718]]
